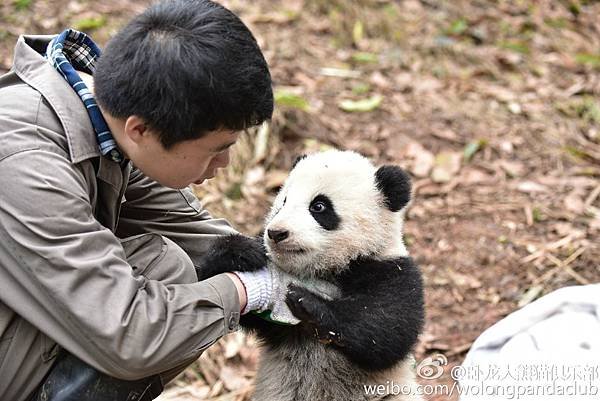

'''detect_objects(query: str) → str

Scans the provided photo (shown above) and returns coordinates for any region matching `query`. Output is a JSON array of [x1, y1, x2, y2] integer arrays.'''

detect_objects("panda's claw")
[[285, 284, 321, 323]]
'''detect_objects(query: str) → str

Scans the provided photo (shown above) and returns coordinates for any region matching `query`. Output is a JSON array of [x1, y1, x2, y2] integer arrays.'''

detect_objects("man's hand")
[[233, 266, 302, 325], [233, 266, 342, 326]]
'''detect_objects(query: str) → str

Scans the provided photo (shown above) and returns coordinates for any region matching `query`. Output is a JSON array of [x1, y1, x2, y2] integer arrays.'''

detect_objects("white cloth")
[[234, 266, 340, 325], [458, 284, 600, 401]]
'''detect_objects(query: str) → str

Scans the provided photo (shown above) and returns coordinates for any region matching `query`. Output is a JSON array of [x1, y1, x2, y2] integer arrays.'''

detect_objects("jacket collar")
[[12, 34, 100, 163]]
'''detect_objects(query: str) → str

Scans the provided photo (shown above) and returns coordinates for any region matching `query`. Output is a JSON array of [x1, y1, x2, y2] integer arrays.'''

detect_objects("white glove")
[[234, 266, 300, 325], [234, 266, 340, 325]]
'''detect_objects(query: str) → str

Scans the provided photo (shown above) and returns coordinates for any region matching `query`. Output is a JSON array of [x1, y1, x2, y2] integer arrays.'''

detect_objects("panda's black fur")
[[197, 150, 424, 401], [197, 234, 267, 280], [239, 256, 423, 372]]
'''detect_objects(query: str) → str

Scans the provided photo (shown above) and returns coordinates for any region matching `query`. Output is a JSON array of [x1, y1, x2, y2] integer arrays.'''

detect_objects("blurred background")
[[1, 0, 599, 400]]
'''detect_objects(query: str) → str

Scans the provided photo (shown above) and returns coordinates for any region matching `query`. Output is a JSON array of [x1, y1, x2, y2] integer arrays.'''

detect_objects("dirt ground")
[[1, 0, 599, 400]]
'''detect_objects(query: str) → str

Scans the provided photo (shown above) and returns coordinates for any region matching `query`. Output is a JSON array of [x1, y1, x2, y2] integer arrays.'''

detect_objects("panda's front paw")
[[197, 234, 267, 280], [286, 284, 343, 346], [285, 284, 322, 323]]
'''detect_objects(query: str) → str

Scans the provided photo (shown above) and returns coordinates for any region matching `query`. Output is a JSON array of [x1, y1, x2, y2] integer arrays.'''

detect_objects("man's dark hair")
[[94, 0, 273, 149]]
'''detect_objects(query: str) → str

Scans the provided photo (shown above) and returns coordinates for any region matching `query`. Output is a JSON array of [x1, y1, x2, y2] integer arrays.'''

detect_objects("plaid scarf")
[[46, 29, 124, 163]]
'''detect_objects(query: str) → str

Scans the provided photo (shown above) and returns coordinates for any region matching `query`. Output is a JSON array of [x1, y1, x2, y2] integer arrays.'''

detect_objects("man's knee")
[[120, 233, 197, 285]]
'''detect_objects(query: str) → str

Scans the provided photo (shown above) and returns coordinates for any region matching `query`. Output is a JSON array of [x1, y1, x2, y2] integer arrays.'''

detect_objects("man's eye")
[[309, 202, 326, 213]]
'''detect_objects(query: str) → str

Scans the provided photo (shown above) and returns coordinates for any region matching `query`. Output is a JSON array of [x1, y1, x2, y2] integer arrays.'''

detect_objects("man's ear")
[[375, 165, 412, 212], [123, 115, 150, 144], [291, 154, 307, 169]]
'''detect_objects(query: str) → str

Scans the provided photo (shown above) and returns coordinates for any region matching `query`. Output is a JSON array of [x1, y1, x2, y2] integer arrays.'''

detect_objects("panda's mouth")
[[274, 245, 307, 254]]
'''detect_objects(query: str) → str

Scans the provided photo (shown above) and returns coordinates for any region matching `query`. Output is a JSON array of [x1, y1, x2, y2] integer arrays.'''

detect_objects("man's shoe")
[[30, 351, 163, 401]]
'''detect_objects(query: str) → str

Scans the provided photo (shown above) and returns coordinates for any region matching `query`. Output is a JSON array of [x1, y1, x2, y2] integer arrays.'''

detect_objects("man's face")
[[129, 128, 240, 189]]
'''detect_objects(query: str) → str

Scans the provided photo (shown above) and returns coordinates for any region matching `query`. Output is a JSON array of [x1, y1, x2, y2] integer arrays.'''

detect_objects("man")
[[0, 0, 296, 400]]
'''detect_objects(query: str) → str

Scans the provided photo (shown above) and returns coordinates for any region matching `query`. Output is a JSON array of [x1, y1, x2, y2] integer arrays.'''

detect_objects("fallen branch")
[[546, 251, 589, 285], [532, 247, 586, 286], [520, 233, 583, 264], [584, 185, 600, 209]]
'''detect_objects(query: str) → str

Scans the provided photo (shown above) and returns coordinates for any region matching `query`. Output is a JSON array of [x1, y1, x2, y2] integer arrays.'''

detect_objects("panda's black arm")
[[195, 234, 267, 280], [286, 256, 424, 372]]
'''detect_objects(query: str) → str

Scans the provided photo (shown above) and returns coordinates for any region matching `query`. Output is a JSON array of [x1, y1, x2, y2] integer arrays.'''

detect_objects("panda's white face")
[[263, 150, 410, 278]]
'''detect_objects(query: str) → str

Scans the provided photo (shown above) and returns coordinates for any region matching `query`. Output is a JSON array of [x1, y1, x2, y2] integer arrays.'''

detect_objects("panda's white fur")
[[264, 150, 409, 278]]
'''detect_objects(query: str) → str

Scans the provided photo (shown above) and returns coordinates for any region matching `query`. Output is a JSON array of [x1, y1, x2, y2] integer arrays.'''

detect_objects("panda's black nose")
[[267, 229, 289, 243]]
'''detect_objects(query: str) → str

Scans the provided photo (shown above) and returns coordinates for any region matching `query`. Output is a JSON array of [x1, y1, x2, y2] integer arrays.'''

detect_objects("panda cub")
[[198, 150, 424, 401]]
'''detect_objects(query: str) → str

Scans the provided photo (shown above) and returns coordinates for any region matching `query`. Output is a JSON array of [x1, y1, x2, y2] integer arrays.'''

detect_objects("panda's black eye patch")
[[309, 194, 340, 230]]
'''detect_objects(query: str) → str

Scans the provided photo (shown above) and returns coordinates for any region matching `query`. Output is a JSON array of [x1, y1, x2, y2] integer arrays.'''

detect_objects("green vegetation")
[[575, 53, 600, 68], [338, 94, 382, 112], [14, 0, 33, 11], [351, 82, 371, 95], [532, 207, 544, 222], [225, 182, 243, 200], [274, 89, 310, 111], [556, 96, 600, 125], [463, 139, 488, 162], [498, 41, 530, 54], [447, 19, 468, 36], [73, 16, 107, 32], [351, 52, 378, 64]]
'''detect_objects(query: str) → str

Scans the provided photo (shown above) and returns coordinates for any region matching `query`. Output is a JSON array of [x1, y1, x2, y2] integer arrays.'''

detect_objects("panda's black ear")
[[291, 154, 307, 169], [375, 165, 411, 212]]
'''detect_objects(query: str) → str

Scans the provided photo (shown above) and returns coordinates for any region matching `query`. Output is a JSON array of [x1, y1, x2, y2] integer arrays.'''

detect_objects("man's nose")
[[267, 229, 289, 243], [215, 149, 230, 168]]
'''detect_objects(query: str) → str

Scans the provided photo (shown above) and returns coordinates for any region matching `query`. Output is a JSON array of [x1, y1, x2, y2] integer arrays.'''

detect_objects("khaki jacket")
[[0, 35, 241, 400]]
